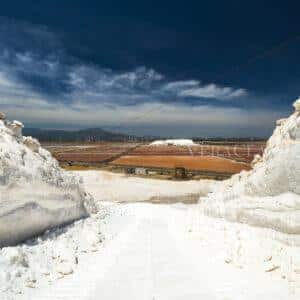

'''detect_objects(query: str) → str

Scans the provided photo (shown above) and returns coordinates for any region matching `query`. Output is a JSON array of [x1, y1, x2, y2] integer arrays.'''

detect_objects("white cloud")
[[0, 45, 247, 105], [162, 80, 247, 100], [178, 83, 247, 99], [163, 80, 199, 91]]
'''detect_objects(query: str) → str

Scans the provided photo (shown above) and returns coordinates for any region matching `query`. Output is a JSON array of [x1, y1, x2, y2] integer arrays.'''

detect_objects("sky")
[[0, 0, 299, 137]]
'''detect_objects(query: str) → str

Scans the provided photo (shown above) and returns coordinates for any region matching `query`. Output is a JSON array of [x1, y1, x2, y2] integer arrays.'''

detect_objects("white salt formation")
[[293, 97, 300, 112], [201, 98, 300, 234], [0, 112, 6, 120], [0, 113, 96, 247], [150, 139, 195, 146], [7, 120, 24, 137]]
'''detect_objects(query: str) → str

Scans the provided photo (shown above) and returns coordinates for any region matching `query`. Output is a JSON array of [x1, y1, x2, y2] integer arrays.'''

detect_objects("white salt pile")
[[201, 98, 300, 234], [150, 139, 196, 146], [0, 114, 96, 247]]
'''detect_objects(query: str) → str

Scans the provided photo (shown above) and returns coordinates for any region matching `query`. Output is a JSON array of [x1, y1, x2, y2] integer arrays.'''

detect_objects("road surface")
[[21, 203, 296, 300]]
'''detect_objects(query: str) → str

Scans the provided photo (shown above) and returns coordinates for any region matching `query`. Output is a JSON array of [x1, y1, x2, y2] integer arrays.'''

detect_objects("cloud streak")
[[178, 83, 247, 99]]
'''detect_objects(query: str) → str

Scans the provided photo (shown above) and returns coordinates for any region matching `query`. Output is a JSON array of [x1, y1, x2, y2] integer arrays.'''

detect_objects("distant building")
[[125, 167, 135, 174], [174, 167, 187, 179], [124, 167, 148, 175], [135, 168, 147, 175]]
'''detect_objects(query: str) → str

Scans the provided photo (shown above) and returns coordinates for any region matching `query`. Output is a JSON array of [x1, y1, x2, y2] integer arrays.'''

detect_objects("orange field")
[[112, 155, 251, 174], [129, 143, 265, 163]]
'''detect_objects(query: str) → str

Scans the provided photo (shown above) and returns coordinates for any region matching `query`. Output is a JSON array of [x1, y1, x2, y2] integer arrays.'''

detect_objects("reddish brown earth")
[[44, 142, 140, 163], [128, 143, 265, 163], [45, 141, 265, 175], [112, 155, 251, 174]]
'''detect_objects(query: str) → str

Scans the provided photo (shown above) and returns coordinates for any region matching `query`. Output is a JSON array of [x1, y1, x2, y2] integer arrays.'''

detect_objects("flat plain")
[[44, 141, 265, 177]]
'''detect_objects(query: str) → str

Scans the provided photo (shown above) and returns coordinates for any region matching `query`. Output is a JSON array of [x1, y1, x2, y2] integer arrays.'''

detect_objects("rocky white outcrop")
[[23, 136, 40, 153], [293, 97, 300, 112], [201, 98, 300, 234], [250, 154, 262, 168], [7, 120, 24, 137], [0, 114, 96, 247]]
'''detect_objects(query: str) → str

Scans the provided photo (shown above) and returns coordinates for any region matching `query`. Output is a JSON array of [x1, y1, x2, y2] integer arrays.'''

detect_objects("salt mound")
[[150, 139, 195, 146], [201, 98, 300, 234], [0, 115, 96, 247]]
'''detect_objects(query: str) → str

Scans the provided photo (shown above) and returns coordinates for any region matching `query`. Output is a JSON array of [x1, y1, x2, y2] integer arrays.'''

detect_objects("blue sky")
[[0, 1, 299, 137]]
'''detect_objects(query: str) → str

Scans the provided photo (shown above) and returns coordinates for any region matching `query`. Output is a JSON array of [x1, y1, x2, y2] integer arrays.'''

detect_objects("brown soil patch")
[[112, 155, 250, 174]]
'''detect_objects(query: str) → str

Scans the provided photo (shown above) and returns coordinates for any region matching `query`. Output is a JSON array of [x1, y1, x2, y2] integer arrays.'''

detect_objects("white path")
[[21, 204, 298, 300]]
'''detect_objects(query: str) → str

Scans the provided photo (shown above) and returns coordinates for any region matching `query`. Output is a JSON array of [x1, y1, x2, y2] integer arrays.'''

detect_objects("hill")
[[23, 127, 139, 142]]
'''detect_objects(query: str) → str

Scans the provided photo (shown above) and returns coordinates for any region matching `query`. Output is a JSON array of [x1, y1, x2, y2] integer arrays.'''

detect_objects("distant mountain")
[[23, 127, 140, 142], [23, 127, 265, 143]]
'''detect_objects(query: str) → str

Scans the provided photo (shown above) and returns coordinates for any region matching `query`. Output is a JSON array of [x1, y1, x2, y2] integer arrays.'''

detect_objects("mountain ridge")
[[23, 127, 139, 142]]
